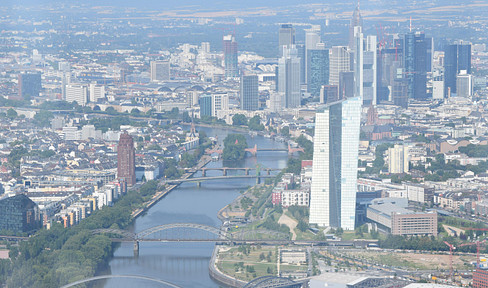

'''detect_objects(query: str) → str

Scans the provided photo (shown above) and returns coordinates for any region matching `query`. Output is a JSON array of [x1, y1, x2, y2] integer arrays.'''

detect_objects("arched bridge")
[[60, 274, 182, 288], [244, 276, 303, 288], [93, 223, 291, 255]]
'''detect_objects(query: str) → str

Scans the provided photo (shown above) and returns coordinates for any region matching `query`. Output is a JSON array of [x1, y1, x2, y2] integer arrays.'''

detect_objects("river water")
[[103, 126, 289, 288]]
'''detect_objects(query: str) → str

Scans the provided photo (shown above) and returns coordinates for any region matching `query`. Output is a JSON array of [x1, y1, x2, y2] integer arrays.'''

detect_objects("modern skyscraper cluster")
[[444, 43, 472, 96]]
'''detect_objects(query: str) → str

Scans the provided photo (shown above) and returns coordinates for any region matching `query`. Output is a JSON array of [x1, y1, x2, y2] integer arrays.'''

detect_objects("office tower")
[[432, 77, 445, 100], [349, 2, 363, 49], [269, 92, 282, 112], [363, 35, 377, 105], [65, 84, 88, 106], [456, 71, 473, 98], [241, 75, 259, 111], [329, 46, 350, 86], [353, 26, 364, 99], [18, 73, 41, 100], [403, 32, 431, 100], [444, 43, 471, 96], [212, 93, 229, 117], [305, 30, 321, 84], [117, 131, 136, 186], [58, 61, 71, 72], [279, 24, 295, 56], [201, 42, 210, 54], [320, 85, 338, 104], [297, 44, 306, 84], [187, 91, 200, 107], [0, 195, 41, 233], [388, 145, 410, 174], [278, 45, 301, 108], [223, 35, 238, 78], [309, 96, 362, 230], [339, 71, 355, 100], [89, 83, 105, 102], [150, 61, 170, 82], [307, 44, 329, 97], [392, 77, 409, 108], [199, 94, 212, 117], [377, 48, 403, 103]]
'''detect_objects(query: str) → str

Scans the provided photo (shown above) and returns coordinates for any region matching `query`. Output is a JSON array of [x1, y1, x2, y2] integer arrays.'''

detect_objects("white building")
[[456, 70, 473, 98], [89, 83, 105, 102], [65, 84, 88, 106], [62, 126, 81, 141], [329, 46, 350, 86], [281, 189, 310, 207], [387, 144, 409, 174], [212, 93, 229, 117]]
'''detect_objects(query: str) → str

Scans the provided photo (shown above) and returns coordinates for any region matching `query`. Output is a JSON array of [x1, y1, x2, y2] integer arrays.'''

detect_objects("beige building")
[[387, 144, 409, 174]]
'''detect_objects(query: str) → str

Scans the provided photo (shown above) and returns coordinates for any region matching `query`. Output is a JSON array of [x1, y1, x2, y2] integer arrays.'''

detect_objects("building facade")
[[278, 45, 301, 108], [0, 194, 41, 233], [223, 35, 238, 78], [117, 131, 136, 186], [65, 84, 88, 106], [150, 60, 170, 82], [309, 96, 362, 230], [307, 46, 329, 98], [241, 75, 259, 111], [444, 43, 471, 96]]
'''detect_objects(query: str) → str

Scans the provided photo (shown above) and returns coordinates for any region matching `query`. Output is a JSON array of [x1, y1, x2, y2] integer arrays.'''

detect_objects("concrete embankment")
[[209, 246, 247, 288]]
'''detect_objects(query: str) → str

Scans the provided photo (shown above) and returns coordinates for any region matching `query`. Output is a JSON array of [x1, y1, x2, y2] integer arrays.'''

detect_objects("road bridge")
[[164, 174, 275, 186], [206, 144, 304, 156], [197, 167, 281, 177]]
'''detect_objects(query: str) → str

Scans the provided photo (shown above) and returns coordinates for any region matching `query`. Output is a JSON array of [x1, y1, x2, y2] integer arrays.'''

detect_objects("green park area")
[[216, 245, 308, 282]]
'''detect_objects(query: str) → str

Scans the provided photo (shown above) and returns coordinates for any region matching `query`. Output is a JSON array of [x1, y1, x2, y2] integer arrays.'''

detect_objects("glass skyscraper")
[[278, 45, 301, 108], [223, 35, 238, 78], [240, 75, 259, 111], [309, 96, 361, 230], [307, 46, 329, 98]]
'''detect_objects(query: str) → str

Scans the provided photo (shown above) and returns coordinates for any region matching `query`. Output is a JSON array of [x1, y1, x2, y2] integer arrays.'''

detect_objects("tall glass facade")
[[309, 96, 361, 230], [307, 49, 329, 98], [0, 194, 41, 234]]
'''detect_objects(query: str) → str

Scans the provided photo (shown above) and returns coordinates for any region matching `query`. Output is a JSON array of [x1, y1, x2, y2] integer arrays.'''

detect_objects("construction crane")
[[444, 241, 456, 281], [458, 240, 486, 267]]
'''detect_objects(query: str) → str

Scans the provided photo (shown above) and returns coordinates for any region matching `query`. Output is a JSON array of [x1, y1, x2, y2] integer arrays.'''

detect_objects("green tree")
[[232, 114, 248, 126], [222, 134, 248, 161], [6, 108, 17, 120], [248, 115, 264, 131], [281, 126, 290, 137], [182, 111, 191, 122]]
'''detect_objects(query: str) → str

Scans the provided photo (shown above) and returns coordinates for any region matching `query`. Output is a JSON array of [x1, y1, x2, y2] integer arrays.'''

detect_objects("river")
[[102, 126, 289, 288]]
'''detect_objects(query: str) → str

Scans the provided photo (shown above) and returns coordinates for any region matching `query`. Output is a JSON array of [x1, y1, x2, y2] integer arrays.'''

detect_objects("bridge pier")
[[245, 168, 250, 176], [256, 177, 261, 184], [202, 169, 206, 177], [197, 181, 201, 187], [133, 241, 139, 257], [266, 169, 271, 175], [223, 168, 227, 176]]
